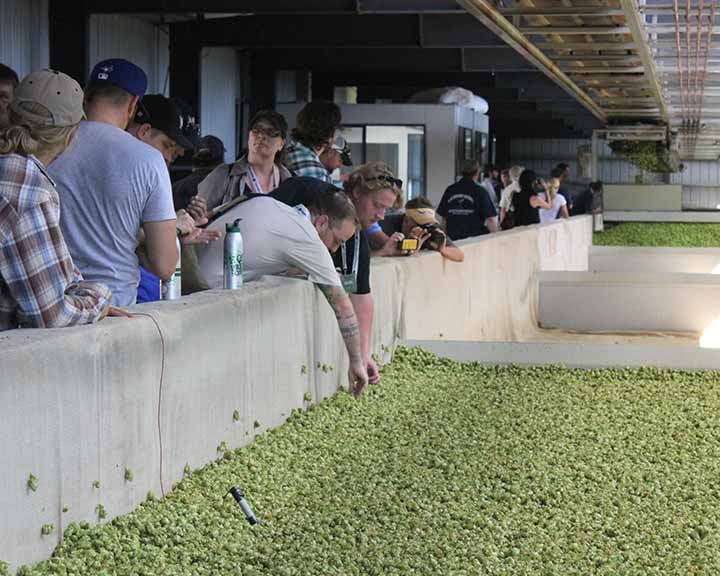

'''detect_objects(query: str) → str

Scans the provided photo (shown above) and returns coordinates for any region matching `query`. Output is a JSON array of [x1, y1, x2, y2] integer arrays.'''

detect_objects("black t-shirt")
[[172, 168, 214, 211], [436, 178, 497, 241], [332, 230, 371, 295], [512, 188, 540, 226]]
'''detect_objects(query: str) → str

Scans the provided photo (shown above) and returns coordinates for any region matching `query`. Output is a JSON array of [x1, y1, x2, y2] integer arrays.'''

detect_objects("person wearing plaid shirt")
[[284, 101, 342, 184], [0, 70, 111, 331]]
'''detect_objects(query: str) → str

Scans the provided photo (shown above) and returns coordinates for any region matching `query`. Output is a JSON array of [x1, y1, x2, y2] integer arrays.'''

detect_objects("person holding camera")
[[381, 197, 464, 262]]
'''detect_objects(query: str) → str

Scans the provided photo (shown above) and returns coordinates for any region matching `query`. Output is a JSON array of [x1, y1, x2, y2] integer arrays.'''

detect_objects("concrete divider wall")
[[589, 246, 720, 274], [604, 184, 682, 211], [0, 215, 592, 569], [539, 270, 720, 332]]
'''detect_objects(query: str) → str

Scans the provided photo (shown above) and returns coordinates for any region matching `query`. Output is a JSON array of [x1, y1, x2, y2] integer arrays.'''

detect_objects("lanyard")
[[247, 165, 276, 195], [340, 231, 361, 275]]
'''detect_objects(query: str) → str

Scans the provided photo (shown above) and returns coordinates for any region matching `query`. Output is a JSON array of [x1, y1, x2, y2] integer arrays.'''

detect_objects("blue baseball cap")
[[87, 58, 147, 98]]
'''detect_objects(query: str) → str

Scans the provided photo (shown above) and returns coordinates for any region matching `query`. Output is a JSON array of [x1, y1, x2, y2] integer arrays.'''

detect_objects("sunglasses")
[[366, 175, 403, 189], [251, 124, 282, 138]]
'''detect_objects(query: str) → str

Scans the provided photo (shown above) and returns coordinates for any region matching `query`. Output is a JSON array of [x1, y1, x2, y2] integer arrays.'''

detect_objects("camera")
[[420, 223, 445, 245], [397, 237, 419, 251]]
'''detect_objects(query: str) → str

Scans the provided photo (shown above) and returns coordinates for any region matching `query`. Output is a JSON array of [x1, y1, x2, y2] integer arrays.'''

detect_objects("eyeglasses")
[[366, 175, 403, 189], [251, 124, 281, 138]]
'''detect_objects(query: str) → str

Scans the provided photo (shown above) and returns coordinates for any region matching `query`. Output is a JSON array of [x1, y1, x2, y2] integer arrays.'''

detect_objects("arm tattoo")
[[318, 284, 362, 362]]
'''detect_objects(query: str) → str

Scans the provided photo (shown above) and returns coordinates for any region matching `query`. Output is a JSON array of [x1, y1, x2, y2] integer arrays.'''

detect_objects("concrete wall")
[[603, 184, 682, 211], [0, 216, 592, 569], [589, 246, 720, 274], [539, 270, 720, 333]]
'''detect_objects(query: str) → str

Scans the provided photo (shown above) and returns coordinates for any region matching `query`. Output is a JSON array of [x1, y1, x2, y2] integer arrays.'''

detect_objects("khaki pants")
[[593, 213, 604, 232]]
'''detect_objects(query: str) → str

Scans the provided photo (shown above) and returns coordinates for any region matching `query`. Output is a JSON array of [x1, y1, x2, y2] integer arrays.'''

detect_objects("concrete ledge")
[[0, 216, 592, 569], [589, 245, 720, 274], [405, 338, 720, 370], [604, 184, 682, 212], [539, 270, 720, 332], [604, 210, 720, 222]]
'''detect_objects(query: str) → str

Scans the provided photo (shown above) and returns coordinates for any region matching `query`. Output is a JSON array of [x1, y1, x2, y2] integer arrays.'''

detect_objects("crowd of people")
[[0, 58, 604, 396]]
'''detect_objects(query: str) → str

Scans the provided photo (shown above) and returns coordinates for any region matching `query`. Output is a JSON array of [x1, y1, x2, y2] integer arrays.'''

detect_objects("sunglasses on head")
[[366, 174, 403, 189]]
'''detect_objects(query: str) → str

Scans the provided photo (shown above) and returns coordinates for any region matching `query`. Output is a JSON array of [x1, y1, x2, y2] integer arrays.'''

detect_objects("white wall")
[[88, 14, 169, 95], [200, 47, 240, 162], [0, 0, 49, 79]]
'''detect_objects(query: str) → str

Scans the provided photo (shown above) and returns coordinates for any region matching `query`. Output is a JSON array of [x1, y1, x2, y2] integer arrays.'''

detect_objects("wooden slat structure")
[[459, 0, 720, 159]]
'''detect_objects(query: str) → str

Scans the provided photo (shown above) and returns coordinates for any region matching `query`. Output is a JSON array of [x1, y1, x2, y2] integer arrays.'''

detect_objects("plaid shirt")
[[0, 154, 111, 331], [284, 140, 332, 183]]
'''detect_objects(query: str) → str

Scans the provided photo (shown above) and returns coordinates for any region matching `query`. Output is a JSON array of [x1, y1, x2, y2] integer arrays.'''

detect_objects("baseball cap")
[[134, 94, 194, 150], [88, 58, 147, 98], [10, 69, 84, 127], [192, 135, 225, 164], [404, 207, 437, 226], [330, 133, 353, 167], [249, 110, 288, 140]]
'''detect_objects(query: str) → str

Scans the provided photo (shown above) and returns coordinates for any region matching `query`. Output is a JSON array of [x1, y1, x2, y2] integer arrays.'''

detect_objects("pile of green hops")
[[13, 347, 720, 575], [594, 222, 720, 248]]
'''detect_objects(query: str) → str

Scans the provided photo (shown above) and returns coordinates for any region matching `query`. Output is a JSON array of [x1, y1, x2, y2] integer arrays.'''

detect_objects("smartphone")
[[397, 238, 419, 251]]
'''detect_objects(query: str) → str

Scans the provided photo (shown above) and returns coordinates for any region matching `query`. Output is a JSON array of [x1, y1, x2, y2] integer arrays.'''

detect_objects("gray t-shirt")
[[49, 121, 176, 306], [194, 197, 341, 289]]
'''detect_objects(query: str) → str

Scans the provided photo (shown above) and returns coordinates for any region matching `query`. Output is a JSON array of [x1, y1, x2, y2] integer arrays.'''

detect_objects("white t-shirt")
[[499, 182, 519, 211], [538, 192, 567, 223], [49, 121, 175, 306], [195, 197, 342, 289]]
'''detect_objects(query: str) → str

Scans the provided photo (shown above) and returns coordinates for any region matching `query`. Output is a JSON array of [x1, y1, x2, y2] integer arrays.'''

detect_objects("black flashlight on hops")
[[228, 486, 259, 525]]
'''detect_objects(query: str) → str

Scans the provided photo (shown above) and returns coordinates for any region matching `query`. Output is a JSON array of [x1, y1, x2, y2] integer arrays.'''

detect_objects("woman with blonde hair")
[[499, 164, 524, 229], [538, 177, 569, 223], [0, 69, 118, 330], [336, 161, 404, 385]]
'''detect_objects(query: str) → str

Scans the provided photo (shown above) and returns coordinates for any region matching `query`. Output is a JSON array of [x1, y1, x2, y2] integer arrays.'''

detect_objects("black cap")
[[192, 135, 225, 164], [249, 110, 288, 140], [135, 94, 194, 150]]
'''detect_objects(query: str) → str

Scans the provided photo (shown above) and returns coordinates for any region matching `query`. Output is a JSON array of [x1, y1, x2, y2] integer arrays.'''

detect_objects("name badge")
[[341, 273, 358, 294]]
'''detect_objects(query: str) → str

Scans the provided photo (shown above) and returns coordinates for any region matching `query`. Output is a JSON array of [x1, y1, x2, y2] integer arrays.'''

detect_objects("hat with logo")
[[192, 135, 225, 164], [10, 69, 84, 127], [88, 58, 147, 98], [330, 133, 353, 167], [134, 94, 194, 150]]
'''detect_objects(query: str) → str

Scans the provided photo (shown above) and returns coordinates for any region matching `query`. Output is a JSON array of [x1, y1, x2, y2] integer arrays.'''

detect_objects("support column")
[[49, 0, 88, 84]]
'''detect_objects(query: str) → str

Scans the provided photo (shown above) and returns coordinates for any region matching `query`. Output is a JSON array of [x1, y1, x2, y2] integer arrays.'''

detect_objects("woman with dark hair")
[[198, 110, 292, 214], [512, 169, 552, 227]]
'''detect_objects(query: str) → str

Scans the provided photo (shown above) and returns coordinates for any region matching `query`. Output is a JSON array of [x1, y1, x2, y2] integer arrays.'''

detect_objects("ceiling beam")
[[501, 7, 625, 16], [168, 13, 510, 48], [86, 0, 465, 14], [533, 42, 638, 50], [518, 26, 630, 35]]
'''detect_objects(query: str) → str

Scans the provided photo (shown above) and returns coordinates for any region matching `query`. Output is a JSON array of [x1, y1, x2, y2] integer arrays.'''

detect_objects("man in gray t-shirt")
[[49, 59, 177, 306]]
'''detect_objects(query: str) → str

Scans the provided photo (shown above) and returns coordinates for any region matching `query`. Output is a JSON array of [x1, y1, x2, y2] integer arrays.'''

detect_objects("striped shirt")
[[0, 153, 111, 331], [284, 140, 332, 183]]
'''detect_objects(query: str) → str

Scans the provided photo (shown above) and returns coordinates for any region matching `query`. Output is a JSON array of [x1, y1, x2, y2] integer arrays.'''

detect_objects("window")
[[339, 125, 426, 200]]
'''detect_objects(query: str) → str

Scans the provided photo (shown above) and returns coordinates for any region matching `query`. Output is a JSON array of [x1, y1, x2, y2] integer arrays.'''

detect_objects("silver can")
[[224, 219, 244, 289], [161, 237, 182, 300]]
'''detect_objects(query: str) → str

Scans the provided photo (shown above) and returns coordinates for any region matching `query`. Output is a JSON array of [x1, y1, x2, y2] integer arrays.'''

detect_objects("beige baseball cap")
[[10, 69, 84, 127]]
